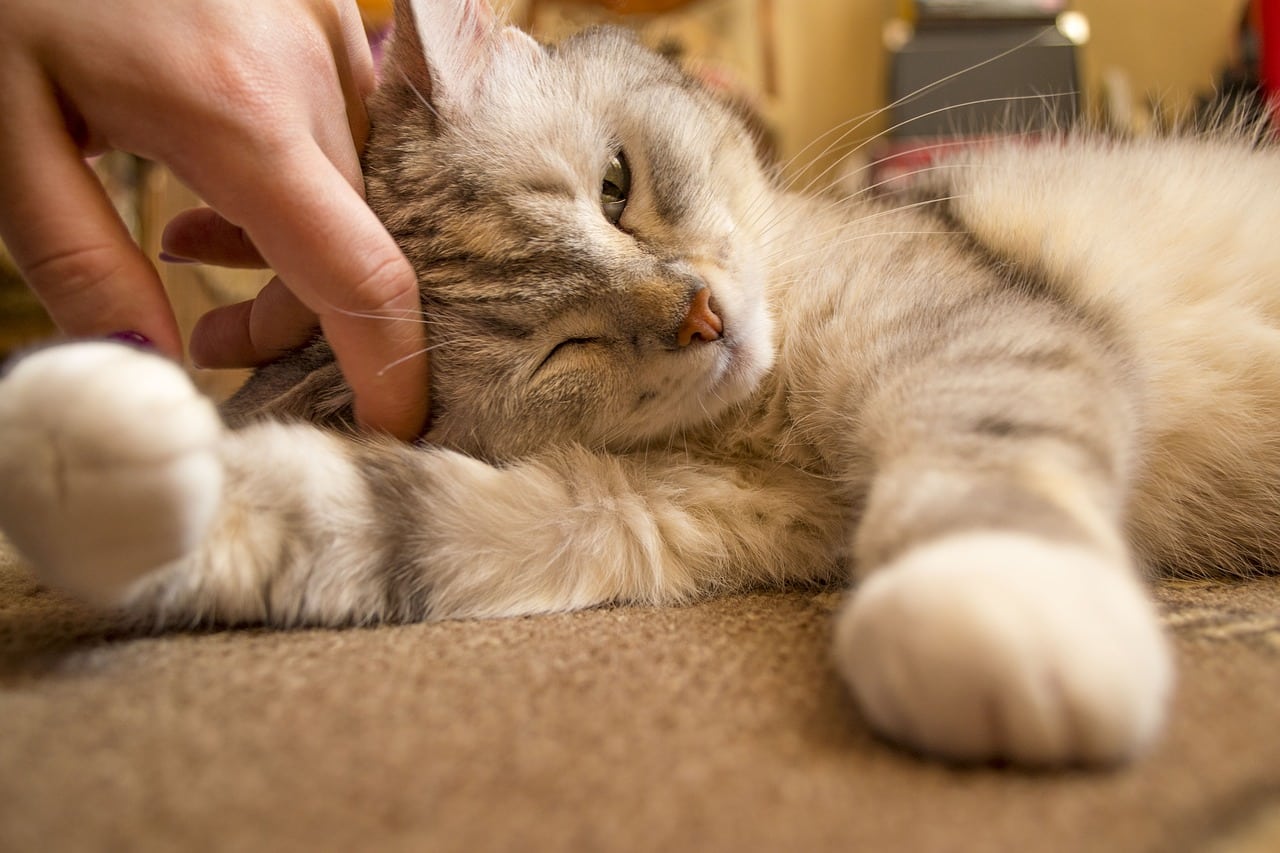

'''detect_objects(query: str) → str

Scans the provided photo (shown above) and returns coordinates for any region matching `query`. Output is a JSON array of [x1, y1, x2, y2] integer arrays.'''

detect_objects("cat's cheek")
[[714, 307, 776, 403], [519, 362, 627, 449], [694, 265, 776, 403]]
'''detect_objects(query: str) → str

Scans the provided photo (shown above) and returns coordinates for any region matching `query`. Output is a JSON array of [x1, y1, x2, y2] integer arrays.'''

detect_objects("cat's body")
[[2, 0, 1278, 766]]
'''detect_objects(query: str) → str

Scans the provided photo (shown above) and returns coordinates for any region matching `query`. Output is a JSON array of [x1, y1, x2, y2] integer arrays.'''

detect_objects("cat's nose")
[[677, 288, 723, 347]]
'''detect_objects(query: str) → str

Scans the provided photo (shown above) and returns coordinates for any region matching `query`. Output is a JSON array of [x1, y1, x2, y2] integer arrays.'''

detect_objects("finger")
[[189, 299, 256, 369], [189, 276, 317, 367], [185, 139, 427, 439], [321, 299, 429, 441], [335, 0, 378, 147], [162, 207, 267, 268], [0, 64, 182, 357], [303, 0, 374, 195]]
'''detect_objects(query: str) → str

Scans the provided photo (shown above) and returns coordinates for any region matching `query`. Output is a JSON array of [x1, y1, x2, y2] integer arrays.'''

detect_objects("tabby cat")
[[2, 0, 1278, 767]]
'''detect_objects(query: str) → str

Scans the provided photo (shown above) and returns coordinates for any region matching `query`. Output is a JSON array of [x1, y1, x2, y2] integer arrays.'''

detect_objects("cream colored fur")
[[953, 138, 1280, 575]]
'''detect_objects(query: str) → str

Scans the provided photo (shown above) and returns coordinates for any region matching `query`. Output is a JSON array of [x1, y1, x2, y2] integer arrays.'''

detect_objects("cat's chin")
[[657, 323, 775, 437], [702, 337, 771, 414], [615, 339, 771, 446]]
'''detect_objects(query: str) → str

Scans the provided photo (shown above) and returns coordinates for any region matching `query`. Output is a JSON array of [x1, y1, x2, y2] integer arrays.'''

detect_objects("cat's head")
[[364, 0, 776, 458]]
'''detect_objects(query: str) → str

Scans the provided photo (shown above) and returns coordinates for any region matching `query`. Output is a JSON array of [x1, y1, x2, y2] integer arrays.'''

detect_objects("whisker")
[[375, 339, 455, 377], [743, 95, 1067, 239], [327, 306, 432, 324], [743, 102, 1039, 239], [834, 162, 982, 205], [758, 194, 967, 267], [747, 156, 982, 243], [841, 133, 1036, 187], [764, 230, 962, 274], [771, 25, 1056, 189], [792, 92, 1076, 200], [400, 71, 441, 121]]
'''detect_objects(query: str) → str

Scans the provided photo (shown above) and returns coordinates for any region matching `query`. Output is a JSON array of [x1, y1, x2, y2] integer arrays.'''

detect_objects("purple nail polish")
[[158, 251, 196, 265], [107, 331, 154, 349]]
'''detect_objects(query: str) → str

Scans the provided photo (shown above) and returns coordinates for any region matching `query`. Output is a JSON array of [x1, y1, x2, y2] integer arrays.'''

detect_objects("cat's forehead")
[[469, 27, 710, 172], [370, 22, 750, 323]]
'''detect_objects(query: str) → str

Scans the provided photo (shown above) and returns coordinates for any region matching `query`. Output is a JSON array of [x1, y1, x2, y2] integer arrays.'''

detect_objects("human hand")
[[0, 0, 428, 440]]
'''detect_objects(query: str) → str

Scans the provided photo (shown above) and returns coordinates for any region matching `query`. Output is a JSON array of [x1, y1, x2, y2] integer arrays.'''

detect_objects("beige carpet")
[[1, 539, 1278, 853]]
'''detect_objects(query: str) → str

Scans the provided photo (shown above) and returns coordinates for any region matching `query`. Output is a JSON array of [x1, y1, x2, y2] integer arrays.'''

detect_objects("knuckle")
[[339, 248, 418, 314], [21, 240, 129, 300]]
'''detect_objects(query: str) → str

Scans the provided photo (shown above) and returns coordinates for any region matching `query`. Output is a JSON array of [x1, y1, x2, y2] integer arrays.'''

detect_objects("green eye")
[[601, 150, 630, 227]]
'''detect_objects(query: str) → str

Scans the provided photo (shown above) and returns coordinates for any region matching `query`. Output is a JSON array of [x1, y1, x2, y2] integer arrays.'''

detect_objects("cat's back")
[[946, 131, 1280, 575], [764, 130, 1280, 576], [943, 133, 1280, 425], [945, 132, 1280, 318]]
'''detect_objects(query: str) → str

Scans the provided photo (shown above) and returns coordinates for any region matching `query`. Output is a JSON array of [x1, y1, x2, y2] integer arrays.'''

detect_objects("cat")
[[2, 0, 1279, 769]]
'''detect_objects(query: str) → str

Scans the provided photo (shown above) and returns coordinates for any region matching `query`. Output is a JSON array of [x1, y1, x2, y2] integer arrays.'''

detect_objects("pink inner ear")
[[391, 0, 502, 107], [388, 1, 432, 95], [457, 0, 499, 46]]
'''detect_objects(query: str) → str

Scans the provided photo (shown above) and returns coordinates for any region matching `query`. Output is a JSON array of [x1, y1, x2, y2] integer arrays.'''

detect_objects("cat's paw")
[[0, 342, 224, 604], [834, 532, 1172, 766]]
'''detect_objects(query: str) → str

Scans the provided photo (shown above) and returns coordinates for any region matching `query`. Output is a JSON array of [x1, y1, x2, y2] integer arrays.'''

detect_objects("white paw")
[[0, 342, 224, 604], [834, 532, 1173, 766]]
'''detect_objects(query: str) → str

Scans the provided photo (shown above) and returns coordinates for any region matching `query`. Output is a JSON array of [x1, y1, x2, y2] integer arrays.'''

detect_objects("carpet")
[[1, 539, 1278, 852]]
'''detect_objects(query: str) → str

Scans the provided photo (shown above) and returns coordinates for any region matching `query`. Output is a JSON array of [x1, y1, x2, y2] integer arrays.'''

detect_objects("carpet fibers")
[[2, 541, 1278, 852]]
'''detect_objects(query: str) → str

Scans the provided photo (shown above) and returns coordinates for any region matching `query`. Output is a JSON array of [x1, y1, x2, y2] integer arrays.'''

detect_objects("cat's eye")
[[601, 151, 630, 227], [537, 337, 601, 373]]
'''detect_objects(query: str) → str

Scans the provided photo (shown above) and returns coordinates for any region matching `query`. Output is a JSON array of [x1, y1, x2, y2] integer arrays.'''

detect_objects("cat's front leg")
[[0, 342, 845, 625], [0, 342, 224, 604], [124, 434, 845, 627], [831, 330, 1172, 766], [835, 507, 1171, 766], [0, 341, 381, 624]]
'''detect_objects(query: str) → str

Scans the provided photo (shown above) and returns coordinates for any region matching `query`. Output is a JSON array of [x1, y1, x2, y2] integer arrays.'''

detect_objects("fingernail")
[[159, 251, 196, 264], [107, 331, 154, 349]]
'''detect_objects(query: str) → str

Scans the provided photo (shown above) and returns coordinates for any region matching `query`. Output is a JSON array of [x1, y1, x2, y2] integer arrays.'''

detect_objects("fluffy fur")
[[2, 0, 1278, 767]]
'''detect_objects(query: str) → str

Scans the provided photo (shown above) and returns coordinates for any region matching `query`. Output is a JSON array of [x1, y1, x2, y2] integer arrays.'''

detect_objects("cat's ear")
[[389, 0, 541, 112]]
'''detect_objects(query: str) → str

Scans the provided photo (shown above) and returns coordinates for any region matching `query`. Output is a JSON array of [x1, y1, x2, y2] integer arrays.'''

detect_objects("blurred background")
[[0, 0, 1272, 399]]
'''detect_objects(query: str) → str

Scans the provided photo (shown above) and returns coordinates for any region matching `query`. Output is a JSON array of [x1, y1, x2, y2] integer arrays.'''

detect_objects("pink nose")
[[677, 288, 723, 347]]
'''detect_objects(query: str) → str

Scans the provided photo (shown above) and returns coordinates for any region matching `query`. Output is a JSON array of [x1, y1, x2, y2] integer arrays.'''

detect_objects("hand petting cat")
[[0, 0, 428, 441]]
